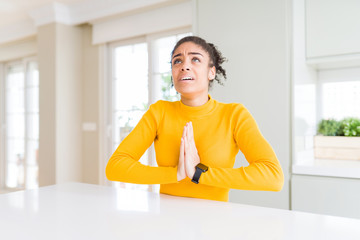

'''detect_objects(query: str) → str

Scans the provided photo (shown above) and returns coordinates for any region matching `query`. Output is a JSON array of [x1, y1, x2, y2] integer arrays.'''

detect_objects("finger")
[[177, 138, 186, 181], [180, 138, 185, 157], [191, 122, 197, 148], [188, 123, 194, 146], [189, 121, 194, 140], [182, 125, 186, 139], [180, 137, 183, 149], [186, 122, 191, 141], [179, 140, 185, 170], [184, 134, 189, 152]]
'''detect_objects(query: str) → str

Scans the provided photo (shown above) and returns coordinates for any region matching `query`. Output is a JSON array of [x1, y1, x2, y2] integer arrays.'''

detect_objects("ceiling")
[[0, 0, 180, 45], [0, 0, 86, 28]]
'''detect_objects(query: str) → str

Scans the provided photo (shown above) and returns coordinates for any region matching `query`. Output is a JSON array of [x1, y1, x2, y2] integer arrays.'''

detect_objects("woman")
[[106, 36, 284, 202]]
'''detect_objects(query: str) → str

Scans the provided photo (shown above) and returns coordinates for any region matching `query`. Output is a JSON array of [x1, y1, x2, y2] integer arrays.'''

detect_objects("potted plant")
[[314, 118, 360, 160]]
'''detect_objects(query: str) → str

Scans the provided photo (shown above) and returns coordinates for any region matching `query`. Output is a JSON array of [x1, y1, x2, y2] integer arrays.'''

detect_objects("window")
[[110, 40, 149, 191], [292, 2, 360, 179], [105, 31, 192, 191], [1, 59, 39, 190], [320, 74, 360, 121]]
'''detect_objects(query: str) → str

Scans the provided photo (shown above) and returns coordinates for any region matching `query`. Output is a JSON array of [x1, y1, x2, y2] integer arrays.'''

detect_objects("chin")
[[175, 87, 193, 96]]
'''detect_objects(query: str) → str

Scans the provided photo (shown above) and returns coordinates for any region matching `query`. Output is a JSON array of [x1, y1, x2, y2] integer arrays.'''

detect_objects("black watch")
[[191, 163, 208, 184]]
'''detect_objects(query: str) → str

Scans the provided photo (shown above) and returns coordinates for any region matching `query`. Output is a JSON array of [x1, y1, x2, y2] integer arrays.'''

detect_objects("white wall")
[[194, 0, 291, 210], [38, 23, 83, 185], [0, 38, 37, 62], [56, 23, 83, 183], [82, 25, 100, 184], [38, 24, 57, 185]]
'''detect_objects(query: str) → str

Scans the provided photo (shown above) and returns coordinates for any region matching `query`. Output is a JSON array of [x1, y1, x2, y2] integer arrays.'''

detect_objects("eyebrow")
[[172, 52, 204, 59]]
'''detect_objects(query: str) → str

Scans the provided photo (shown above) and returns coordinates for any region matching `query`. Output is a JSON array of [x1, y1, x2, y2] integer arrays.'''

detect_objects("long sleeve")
[[105, 102, 178, 184], [106, 96, 284, 202], [200, 106, 284, 191]]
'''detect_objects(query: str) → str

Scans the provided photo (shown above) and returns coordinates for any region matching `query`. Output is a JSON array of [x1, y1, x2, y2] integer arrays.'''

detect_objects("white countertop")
[[1, 182, 360, 240], [293, 149, 360, 179]]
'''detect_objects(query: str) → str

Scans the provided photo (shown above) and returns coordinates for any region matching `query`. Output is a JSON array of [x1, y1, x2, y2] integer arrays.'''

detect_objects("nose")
[[181, 59, 190, 71]]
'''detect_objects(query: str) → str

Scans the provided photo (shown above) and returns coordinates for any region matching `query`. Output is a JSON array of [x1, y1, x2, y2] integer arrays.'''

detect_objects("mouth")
[[180, 76, 194, 81]]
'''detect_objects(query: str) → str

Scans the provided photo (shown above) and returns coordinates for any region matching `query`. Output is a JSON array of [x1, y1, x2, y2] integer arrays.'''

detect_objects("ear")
[[208, 66, 216, 80]]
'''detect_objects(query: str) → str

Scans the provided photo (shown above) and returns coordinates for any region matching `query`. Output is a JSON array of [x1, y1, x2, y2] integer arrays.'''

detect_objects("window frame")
[[0, 56, 38, 191], [100, 28, 191, 189]]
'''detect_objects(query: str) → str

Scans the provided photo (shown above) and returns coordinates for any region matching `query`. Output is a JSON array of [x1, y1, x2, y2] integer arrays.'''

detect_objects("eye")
[[192, 57, 200, 63], [173, 58, 182, 65]]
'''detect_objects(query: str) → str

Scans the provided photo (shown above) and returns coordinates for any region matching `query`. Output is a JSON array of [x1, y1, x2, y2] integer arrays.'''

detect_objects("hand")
[[184, 122, 200, 179], [177, 125, 187, 181]]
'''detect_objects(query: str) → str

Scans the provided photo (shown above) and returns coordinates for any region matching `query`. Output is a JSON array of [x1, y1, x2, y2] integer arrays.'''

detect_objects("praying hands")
[[177, 121, 201, 181]]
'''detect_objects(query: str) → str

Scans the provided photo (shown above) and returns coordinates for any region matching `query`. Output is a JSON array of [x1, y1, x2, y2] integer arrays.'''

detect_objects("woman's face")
[[171, 42, 215, 97]]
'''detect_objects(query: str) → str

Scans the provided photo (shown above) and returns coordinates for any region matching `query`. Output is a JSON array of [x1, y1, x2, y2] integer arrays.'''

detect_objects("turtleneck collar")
[[177, 94, 217, 118]]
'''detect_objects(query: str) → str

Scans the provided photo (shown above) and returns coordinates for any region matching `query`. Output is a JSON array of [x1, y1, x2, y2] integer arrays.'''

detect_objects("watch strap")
[[191, 167, 203, 184], [191, 163, 208, 184]]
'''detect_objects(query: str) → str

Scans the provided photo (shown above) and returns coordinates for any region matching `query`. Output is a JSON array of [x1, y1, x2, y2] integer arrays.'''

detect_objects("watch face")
[[196, 163, 208, 172]]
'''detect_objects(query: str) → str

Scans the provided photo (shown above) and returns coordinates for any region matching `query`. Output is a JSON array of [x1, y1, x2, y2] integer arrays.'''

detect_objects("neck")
[[180, 93, 209, 107]]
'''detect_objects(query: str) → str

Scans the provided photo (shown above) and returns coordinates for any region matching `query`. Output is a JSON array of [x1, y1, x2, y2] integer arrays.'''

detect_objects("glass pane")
[[6, 113, 25, 138], [112, 41, 150, 192], [5, 61, 39, 190], [26, 140, 39, 166], [7, 139, 25, 165], [27, 61, 39, 86], [6, 64, 24, 89], [6, 139, 25, 164], [6, 88, 24, 114], [27, 113, 39, 140], [322, 81, 360, 120], [114, 109, 145, 143], [114, 43, 148, 111], [6, 139, 25, 188], [159, 72, 179, 102], [152, 34, 191, 102], [155, 36, 176, 73], [6, 162, 24, 188], [27, 87, 39, 112]]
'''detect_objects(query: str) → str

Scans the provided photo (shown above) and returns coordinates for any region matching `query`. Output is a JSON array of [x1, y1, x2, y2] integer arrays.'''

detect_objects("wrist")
[[177, 170, 185, 181], [189, 167, 196, 179]]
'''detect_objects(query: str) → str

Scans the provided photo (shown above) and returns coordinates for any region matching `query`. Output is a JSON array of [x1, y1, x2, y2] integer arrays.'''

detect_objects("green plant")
[[317, 117, 360, 136], [336, 119, 347, 136], [342, 118, 360, 136], [317, 119, 341, 136]]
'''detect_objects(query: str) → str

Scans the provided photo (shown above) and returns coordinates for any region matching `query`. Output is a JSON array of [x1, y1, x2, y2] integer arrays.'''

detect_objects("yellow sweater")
[[106, 95, 284, 201]]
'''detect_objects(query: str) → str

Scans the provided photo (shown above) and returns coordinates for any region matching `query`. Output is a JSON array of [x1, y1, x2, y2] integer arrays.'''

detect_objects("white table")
[[1, 182, 360, 240]]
